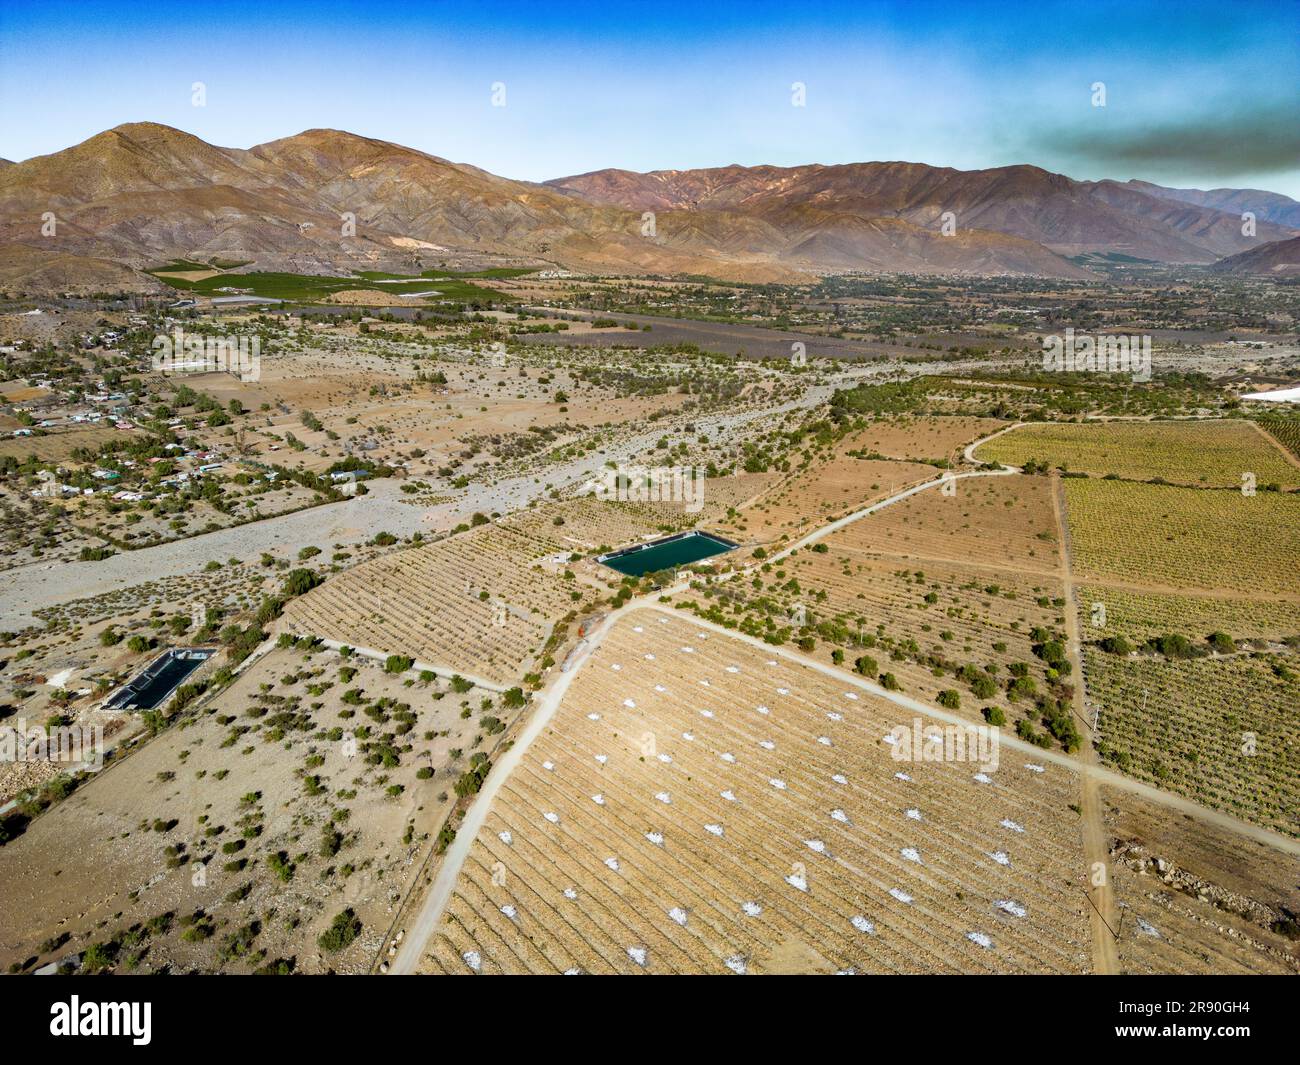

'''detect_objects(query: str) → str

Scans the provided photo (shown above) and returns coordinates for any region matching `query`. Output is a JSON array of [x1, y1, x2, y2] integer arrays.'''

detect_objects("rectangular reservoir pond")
[[598, 531, 737, 577], [106, 648, 215, 711]]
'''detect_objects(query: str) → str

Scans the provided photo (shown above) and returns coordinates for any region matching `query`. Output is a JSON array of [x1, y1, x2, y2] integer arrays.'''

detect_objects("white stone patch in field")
[[883, 734, 900, 747], [655, 791, 672, 804], [850, 915, 876, 934], [704, 823, 724, 837], [818, 736, 833, 747], [657, 753, 672, 763], [973, 772, 993, 784], [498, 831, 513, 845], [805, 839, 826, 854], [668, 907, 688, 926], [501, 904, 518, 920], [1024, 764, 1045, 774], [721, 789, 737, 802], [646, 831, 664, 846], [542, 760, 555, 771], [563, 887, 578, 900], [564, 967, 582, 975], [627, 947, 647, 966], [623, 699, 636, 708], [543, 811, 560, 824], [830, 809, 850, 824], [742, 901, 763, 916], [700, 708, 715, 718], [681, 646, 695, 654], [766, 660, 778, 666], [655, 684, 667, 693], [966, 931, 993, 949], [699, 679, 711, 688], [901, 847, 922, 864], [759, 740, 775, 750], [644, 654, 656, 661], [889, 888, 913, 904], [905, 808, 923, 822], [826, 711, 842, 722], [769, 778, 787, 790], [755, 705, 770, 715], [832, 773, 848, 785], [604, 857, 621, 872], [591, 793, 605, 805], [1000, 818, 1025, 833], [682, 731, 695, 741], [633, 626, 644, 633], [785, 870, 809, 892], [587, 712, 601, 721], [835, 968, 859, 976], [726, 666, 740, 674], [724, 955, 747, 975], [777, 687, 790, 695], [988, 851, 1010, 867], [721, 752, 736, 763], [594, 754, 608, 765], [463, 950, 482, 972], [844, 692, 858, 701], [995, 899, 1027, 919], [1136, 917, 1162, 938], [658, 618, 669, 625], [610, 664, 621, 671]]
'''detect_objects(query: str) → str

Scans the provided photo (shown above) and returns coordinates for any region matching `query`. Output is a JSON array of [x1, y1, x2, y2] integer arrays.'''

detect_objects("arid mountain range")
[[1209, 235, 1300, 277], [1, 122, 1297, 293]]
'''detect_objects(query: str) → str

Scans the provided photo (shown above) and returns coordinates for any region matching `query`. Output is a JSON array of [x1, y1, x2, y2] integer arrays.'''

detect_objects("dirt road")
[[1052, 475, 1120, 976]]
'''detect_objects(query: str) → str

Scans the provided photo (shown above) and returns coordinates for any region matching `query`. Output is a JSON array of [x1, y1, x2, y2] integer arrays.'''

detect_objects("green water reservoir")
[[598, 531, 736, 577]]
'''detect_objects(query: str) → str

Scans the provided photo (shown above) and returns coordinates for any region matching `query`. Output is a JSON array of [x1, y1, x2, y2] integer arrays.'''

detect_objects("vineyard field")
[[417, 610, 1094, 974], [1063, 480, 1300, 596], [1079, 585, 1300, 645], [1087, 650, 1299, 836], [976, 420, 1300, 488]]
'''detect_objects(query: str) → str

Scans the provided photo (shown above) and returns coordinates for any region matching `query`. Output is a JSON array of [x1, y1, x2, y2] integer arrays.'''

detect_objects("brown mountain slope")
[[4, 123, 1292, 291], [548, 162, 1298, 264], [0, 243, 162, 295], [1209, 235, 1300, 277], [0, 124, 801, 284], [0, 124, 1093, 285], [1123, 180, 1300, 231]]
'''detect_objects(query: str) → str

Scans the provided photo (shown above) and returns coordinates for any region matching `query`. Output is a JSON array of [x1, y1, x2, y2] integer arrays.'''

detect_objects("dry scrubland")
[[825, 474, 1061, 574], [722, 457, 939, 544], [0, 645, 502, 974], [418, 611, 1094, 975], [845, 416, 1006, 463], [714, 416, 1003, 546], [0, 559, 297, 804], [1102, 789, 1299, 974], [0, 491, 101, 569], [976, 420, 1300, 488], [1064, 479, 1300, 596]]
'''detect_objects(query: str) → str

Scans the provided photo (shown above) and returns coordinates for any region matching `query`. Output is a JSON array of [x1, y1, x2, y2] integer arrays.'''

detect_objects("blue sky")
[[2, 0, 1297, 196]]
